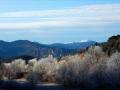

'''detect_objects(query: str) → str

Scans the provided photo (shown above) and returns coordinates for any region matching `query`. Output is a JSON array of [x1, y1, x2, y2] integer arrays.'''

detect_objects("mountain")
[[0, 40, 96, 60], [50, 40, 96, 49]]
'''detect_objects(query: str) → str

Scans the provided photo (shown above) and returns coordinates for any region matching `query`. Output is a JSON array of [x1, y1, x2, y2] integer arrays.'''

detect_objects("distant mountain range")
[[0, 40, 96, 60], [50, 40, 96, 49]]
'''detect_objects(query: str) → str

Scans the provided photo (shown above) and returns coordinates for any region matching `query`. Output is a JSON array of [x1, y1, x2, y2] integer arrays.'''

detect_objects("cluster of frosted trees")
[[1, 59, 26, 79], [0, 46, 120, 89]]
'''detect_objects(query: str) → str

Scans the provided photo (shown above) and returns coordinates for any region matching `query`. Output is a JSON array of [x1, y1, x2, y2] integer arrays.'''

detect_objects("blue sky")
[[0, 0, 120, 44]]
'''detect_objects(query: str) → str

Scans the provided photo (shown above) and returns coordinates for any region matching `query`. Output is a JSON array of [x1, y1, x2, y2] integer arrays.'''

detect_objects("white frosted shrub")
[[106, 52, 120, 82], [2, 59, 27, 79], [31, 55, 57, 82], [28, 59, 37, 66], [9, 59, 26, 79], [85, 46, 105, 66], [11, 59, 26, 73], [107, 52, 120, 70], [2, 63, 12, 79], [55, 55, 89, 85], [28, 58, 37, 72]]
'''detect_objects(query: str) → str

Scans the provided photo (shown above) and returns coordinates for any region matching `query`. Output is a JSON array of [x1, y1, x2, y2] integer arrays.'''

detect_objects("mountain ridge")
[[0, 40, 96, 60]]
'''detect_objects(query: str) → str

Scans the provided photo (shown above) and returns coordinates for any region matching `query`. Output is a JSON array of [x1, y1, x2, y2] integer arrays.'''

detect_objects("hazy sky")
[[0, 0, 120, 44]]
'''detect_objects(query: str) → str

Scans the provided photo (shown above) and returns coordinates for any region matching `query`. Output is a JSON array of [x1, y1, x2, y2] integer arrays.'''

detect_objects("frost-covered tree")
[[107, 52, 120, 71], [5, 59, 26, 79], [85, 46, 105, 66], [2, 63, 12, 79], [27, 59, 37, 72], [55, 55, 89, 86], [30, 55, 57, 82], [1, 48, 120, 89], [106, 52, 120, 83]]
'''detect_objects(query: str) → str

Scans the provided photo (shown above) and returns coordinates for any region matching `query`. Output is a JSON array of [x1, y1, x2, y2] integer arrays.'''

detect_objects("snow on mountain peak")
[[80, 40, 89, 42]]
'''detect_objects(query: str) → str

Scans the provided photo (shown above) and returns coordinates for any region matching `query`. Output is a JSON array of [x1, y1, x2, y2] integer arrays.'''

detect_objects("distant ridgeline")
[[101, 35, 120, 56], [0, 40, 96, 60], [0, 35, 119, 60]]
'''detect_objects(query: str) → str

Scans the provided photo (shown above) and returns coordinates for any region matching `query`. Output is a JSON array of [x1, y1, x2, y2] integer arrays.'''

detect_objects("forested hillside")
[[101, 35, 120, 55]]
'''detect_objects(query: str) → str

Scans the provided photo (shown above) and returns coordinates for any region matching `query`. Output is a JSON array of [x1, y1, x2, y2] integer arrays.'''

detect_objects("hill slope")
[[101, 35, 120, 55], [0, 40, 96, 59]]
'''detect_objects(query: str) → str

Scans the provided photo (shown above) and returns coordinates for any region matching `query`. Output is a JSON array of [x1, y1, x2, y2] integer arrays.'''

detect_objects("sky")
[[0, 0, 120, 44]]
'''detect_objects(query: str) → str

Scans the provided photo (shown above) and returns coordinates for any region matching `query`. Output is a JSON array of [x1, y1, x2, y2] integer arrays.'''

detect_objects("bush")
[[28, 55, 57, 82], [2, 59, 26, 79], [1, 46, 120, 89], [55, 55, 89, 86]]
